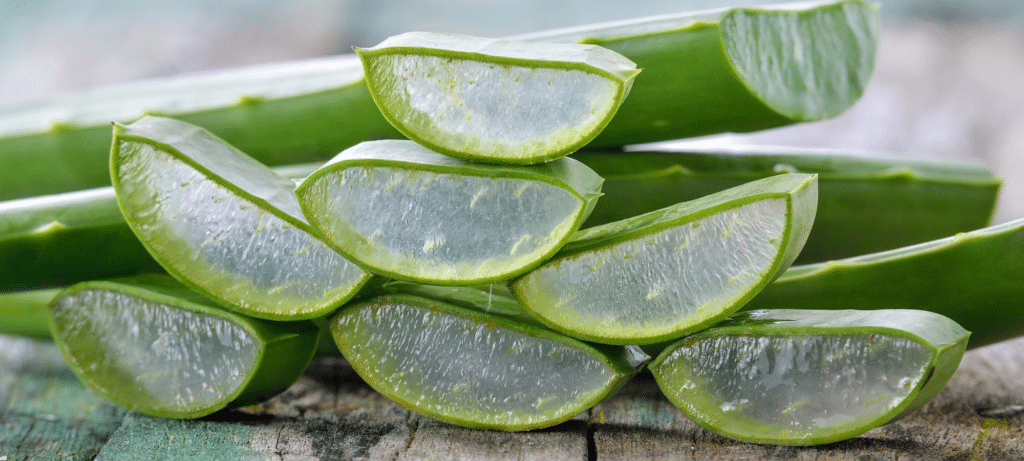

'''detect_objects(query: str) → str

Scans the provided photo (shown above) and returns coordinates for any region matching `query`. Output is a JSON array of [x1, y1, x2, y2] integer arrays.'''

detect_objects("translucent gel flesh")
[[659, 333, 932, 439], [336, 302, 620, 428], [369, 54, 618, 158], [116, 141, 366, 316], [306, 166, 580, 281], [517, 198, 787, 341], [51, 289, 259, 414]]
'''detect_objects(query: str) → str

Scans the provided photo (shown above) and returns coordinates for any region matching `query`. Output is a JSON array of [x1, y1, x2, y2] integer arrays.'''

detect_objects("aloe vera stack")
[[0, 0, 1000, 448]]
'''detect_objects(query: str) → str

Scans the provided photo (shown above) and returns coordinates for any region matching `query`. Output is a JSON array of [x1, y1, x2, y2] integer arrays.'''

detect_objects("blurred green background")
[[2, 0, 1023, 222]]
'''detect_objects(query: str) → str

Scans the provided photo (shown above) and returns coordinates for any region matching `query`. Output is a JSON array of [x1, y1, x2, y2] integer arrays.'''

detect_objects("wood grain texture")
[[2, 335, 1023, 460]]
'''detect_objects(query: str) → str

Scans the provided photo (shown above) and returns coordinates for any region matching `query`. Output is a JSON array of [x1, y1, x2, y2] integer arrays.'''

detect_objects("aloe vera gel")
[[330, 283, 644, 430], [111, 116, 372, 319], [651, 309, 969, 445], [48, 275, 319, 419], [296, 140, 603, 285]]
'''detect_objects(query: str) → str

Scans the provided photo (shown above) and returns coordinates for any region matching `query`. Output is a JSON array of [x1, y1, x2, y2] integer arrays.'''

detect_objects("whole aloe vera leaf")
[[0, 56, 397, 201], [0, 163, 321, 293], [0, 288, 60, 340], [575, 148, 1001, 263], [296, 140, 603, 285], [651, 309, 969, 446], [111, 116, 373, 320], [747, 218, 1024, 349], [356, 32, 639, 164], [510, 173, 816, 345], [48, 274, 319, 419], [329, 282, 644, 431], [516, 0, 879, 146]]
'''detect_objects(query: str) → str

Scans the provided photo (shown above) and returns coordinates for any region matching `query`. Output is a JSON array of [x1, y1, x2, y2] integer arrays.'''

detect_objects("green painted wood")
[[0, 335, 127, 460]]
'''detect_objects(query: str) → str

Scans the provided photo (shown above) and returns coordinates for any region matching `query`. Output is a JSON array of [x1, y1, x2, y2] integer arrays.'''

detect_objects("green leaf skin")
[[296, 140, 603, 285], [511, 173, 817, 345], [0, 163, 321, 293], [747, 218, 1024, 349], [0, 56, 398, 201], [515, 0, 880, 146], [47, 275, 319, 419], [111, 116, 374, 320], [651, 309, 969, 446], [574, 147, 1001, 263], [0, 288, 60, 340], [356, 32, 639, 164], [329, 283, 643, 431]]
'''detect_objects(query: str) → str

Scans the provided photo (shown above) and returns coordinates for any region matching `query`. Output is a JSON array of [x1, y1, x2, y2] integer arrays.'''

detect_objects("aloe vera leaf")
[[47, 275, 319, 419], [329, 282, 644, 431], [356, 32, 639, 165], [296, 140, 603, 285], [0, 56, 397, 202], [747, 218, 1024, 349], [0, 288, 59, 340], [510, 173, 816, 345], [650, 309, 969, 446], [516, 0, 879, 146], [111, 116, 373, 320], [575, 147, 1001, 263], [0, 162, 321, 293]]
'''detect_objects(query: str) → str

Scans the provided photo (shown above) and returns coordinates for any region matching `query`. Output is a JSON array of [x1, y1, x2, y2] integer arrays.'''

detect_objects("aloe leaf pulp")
[[48, 275, 319, 419], [0, 163, 320, 293], [749, 218, 1024, 348], [511, 173, 816, 345], [517, 0, 879, 146], [329, 282, 645, 431], [111, 116, 373, 320], [356, 32, 639, 164], [651, 309, 969, 446], [575, 148, 1001, 263], [296, 140, 603, 285]]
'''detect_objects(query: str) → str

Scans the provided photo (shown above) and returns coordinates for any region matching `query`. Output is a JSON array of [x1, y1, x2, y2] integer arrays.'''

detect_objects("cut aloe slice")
[[650, 309, 969, 446], [511, 173, 816, 345], [356, 32, 639, 164], [48, 275, 318, 419], [296, 140, 603, 285], [575, 147, 1001, 263], [517, 0, 879, 145], [330, 282, 644, 431], [111, 116, 373, 320]]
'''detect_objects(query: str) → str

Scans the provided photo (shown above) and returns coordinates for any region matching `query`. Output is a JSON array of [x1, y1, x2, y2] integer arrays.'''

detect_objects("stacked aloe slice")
[[0, 0, 994, 448]]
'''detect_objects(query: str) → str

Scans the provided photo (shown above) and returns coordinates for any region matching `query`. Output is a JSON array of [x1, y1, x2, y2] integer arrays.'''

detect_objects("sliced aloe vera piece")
[[0, 55, 397, 201], [356, 32, 639, 164], [511, 173, 816, 345], [749, 218, 1024, 348], [111, 116, 372, 320], [651, 309, 969, 446], [330, 282, 644, 431], [576, 147, 1001, 263], [517, 0, 879, 146], [296, 140, 603, 285], [48, 275, 318, 419]]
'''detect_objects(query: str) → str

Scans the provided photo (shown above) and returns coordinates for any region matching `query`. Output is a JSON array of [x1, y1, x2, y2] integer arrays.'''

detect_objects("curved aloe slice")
[[0, 55, 397, 201], [749, 218, 1024, 348], [330, 283, 644, 431], [651, 309, 969, 446], [517, 0, 879, 146], [296, 140, 603, 285], [356, 32, 639, 164], [576, 147, 1001, 263], [511, 173, 816, 345], [111, 116, 373, 320], [48, 275, 318, 419]]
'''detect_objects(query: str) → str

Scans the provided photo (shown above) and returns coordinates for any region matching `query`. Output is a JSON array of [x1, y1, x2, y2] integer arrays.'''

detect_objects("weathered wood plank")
[[0, 335, 127, 461]]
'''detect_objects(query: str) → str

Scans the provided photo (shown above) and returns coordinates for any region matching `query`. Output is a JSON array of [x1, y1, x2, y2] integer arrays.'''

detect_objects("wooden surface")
[[2, 334, 1023, 460]]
